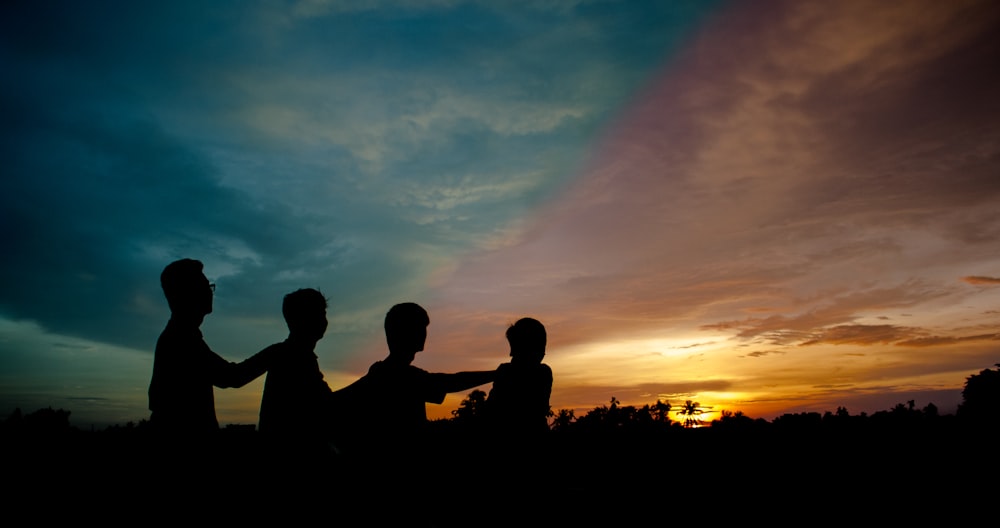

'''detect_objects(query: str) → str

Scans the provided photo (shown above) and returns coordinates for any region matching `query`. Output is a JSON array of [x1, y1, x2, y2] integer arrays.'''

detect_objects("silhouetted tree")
[[772, 411, 822, 431], [21, 407, 73, 434], [573, 397, 612, 429], [712, 409, 766, 432], [677, 400, 706, 428], [3, 407, 23, 429], [551, 408, 576, 431], [652, 400, 671, 423], [573, 397, 635, 431], [451, 389, 488, 423], [957, 363, 1000, 423]]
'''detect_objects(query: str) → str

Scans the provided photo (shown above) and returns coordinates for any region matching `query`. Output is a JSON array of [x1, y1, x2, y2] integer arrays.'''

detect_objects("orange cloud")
[[745, 350, 786, 358], [799, 324, 921, 346], [896, 333, 1000, 347], [962, 276, 1000, 285]]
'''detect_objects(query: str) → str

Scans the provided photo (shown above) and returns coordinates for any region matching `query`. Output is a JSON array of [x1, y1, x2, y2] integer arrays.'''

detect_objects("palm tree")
[[677, 400, 708, 428]]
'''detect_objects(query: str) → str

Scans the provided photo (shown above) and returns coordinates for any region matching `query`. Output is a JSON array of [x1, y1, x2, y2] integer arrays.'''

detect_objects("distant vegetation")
[[4, 364, 999, 436], [2, 364, 996, 523]]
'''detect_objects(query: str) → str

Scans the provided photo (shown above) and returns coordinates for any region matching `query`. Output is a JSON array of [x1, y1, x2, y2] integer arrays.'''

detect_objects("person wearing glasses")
[[148, 258, 267, 436]]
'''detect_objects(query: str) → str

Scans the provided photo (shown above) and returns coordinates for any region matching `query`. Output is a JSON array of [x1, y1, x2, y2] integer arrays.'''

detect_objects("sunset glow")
[[2, 0, 998, 429]]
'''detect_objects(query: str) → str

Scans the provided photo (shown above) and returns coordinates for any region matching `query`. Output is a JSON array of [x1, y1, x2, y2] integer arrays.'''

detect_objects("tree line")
[[3, 363, 998, 437]]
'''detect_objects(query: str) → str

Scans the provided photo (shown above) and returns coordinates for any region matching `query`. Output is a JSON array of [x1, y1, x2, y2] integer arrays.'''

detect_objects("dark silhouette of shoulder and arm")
[[147, 259, 267, 435]]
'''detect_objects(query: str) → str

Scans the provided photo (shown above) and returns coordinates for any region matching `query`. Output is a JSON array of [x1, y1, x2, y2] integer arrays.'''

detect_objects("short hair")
[[160, 258, 204, 311], [506, 317, 546, 355], [282, 288, 328, 325], [384, 302, 429, 336]]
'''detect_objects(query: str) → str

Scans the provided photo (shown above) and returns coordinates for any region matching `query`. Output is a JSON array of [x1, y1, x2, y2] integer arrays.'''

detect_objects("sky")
[[2, 0, 999, 429]]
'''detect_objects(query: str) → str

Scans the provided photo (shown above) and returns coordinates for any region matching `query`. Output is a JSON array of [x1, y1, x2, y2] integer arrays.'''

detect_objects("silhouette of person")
[[147, 258, 267, 436], [481, 317, 553, 523], [241, 288, 339, 464], [332, 302, 497, 521], [335, 302, 496, 457], [485, 317, 553, 438]]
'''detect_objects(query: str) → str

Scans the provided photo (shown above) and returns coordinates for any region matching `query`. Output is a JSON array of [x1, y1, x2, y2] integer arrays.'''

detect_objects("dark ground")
[[4, 423, 996, 525]]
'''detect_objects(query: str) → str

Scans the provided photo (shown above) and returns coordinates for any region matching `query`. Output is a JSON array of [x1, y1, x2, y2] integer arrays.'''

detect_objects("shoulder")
[[494, 362, 514, 379], [365, 360, 407, 380], [407, 364, 430, 375]]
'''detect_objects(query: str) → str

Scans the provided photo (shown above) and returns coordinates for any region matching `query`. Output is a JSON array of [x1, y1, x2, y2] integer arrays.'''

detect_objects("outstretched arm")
[[211, 346, 274, 388], [431, 370, 497, 394]]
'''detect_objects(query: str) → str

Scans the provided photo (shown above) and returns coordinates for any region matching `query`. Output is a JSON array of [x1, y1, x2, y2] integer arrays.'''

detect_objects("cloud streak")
[[962, 276, 1000, 286]]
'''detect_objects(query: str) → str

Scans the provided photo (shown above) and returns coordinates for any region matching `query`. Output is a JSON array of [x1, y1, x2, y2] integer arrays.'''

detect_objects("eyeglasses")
[[209, 283, 216, 293]]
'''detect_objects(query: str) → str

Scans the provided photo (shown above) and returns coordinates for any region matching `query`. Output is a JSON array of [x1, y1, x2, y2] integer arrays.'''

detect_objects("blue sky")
[[3, 0, 999, 428]]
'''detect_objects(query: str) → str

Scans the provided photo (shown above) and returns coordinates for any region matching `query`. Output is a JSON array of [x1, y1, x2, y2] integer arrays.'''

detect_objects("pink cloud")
[[423, 0, 1000, 417]]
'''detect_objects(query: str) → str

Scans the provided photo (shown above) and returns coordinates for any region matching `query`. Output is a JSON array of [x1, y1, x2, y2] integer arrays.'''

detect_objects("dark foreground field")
[[4, 421, 996, 526]]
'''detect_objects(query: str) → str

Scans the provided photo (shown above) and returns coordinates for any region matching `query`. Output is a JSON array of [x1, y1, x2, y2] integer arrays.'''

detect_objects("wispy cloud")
[[799, 325, 922, 346], [896, 333, 1000, 347]]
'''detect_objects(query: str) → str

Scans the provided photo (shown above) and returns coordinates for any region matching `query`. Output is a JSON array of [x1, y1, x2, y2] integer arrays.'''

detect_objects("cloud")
[[695, 280, 952, 344], [962, 276, 1000, 286], [420, 0, 1000, 418], [744, 350, 786, 358], [0, 1, 733, 409], [290, 0, 462, 19], [799, 325, 922, 346], [3, 0, 999, 425], [895, 333, 1000, 347], [431, 0, 1000, 353]]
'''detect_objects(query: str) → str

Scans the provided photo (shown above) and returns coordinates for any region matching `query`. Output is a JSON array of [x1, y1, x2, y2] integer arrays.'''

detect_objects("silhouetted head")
[[283, 288, 329, 342], [384, 302, 429, 361], [506, 317, 546, 364], [160, 258, 214, 318]]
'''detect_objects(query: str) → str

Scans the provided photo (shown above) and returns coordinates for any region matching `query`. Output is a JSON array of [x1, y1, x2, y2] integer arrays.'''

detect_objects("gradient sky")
[[2, 0, 998, 429]]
